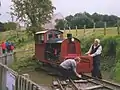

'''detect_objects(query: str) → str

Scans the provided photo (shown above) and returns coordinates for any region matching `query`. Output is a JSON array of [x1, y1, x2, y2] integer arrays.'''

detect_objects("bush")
[[80, 35, 118, 80], [11, 56, 39, 73]]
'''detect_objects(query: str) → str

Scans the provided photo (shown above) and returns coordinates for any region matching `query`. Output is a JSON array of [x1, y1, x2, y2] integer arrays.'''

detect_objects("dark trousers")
[[2, 49, 5, 54], [92, 56, 102, 79], [58, 66, 72, 79], [58, 66, 78, 80]]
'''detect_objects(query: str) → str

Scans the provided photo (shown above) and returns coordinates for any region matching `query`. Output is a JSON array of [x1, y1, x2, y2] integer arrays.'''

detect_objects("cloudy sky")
[[0, 0, 120, 22]]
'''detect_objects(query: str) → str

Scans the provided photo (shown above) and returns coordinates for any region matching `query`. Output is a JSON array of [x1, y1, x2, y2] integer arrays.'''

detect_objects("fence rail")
[[0, 53, 46, 90]]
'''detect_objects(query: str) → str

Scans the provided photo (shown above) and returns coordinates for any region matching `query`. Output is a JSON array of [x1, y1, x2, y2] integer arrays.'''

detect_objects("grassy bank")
[[0, 30, 36, 73]]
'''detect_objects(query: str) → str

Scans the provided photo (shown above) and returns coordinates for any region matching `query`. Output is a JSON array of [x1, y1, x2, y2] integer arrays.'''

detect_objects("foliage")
[[11, 56, 39, 73], [56, 12, 120, 29], [3, 22, 17, 31], [79, 35, 120, 81], [101, 36, 117, 56], [0, 22, 4, 31], [55, 19, 68, 30], [11, 0, 55, 34]]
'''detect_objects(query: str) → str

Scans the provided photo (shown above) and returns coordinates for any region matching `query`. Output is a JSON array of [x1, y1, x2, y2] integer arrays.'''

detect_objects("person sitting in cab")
[[58, 57, 82, 80]]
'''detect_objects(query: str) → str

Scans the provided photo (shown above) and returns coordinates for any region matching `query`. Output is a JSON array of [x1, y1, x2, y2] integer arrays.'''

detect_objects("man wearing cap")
[[59, 57, 82, 80], [86, 39, 102, 79]]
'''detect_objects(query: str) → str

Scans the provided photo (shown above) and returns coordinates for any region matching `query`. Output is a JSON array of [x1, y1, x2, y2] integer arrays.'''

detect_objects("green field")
[[62, 27, 119, 38], [0, 27, 118, 52]]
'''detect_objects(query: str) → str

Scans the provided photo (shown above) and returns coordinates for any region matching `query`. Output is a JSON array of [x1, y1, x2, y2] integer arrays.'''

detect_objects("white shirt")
[[86, 44, 102, 57]]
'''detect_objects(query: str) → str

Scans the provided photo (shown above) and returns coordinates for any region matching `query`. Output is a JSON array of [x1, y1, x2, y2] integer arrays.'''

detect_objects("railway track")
[[52, 75, 120, 90], [39, 65, 120, 90]]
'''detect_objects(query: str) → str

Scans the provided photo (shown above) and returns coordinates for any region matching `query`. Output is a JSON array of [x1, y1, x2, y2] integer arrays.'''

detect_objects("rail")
[[52, 75, 120, 90], [0, 53, 47, 90]]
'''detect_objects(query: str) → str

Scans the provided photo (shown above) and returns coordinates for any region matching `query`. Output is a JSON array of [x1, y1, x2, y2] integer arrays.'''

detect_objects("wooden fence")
[[0, 53, 47, 90], [62, 23, 120, 37]]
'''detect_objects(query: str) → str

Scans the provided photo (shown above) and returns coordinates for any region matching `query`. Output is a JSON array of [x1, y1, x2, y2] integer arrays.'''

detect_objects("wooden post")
[[117, 21, 120, 35], [14, 52, 17, 62], [64, 28, 65, 32], [104, 22, 107, 35], [5, 54, 7, 65], [76, 26, 78, 36], [0, 66, 2, 90], [69, 27, 71, 33], [84, 25, 86, 35], [1, 67, 7, 90], [15, 76, 19, 90], [93, 22, 96, 32]]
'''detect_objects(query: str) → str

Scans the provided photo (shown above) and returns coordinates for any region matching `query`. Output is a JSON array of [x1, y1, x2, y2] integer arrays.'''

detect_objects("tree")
[[55, 12, 120, 29], [65, 15, 73, 27], [70, 13, 93, 29], [55, 19, 68, 30], [11, 0, 55, 34], [4, 22, 17, 31], [0, 22, 4, 32]]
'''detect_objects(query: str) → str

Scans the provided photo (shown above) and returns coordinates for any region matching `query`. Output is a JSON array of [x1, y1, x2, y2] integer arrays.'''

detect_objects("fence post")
[[13, 52, 17, 62], [69, 27, 71, 33], [84, 25, 86, 35], [104, 22, 107, 35], [5, 54, 7, 65], [117, 21, 120, 35], [15, 76, 19, 90], [1, 67, 7, 90], [76, 26, 78, 36], [93, 22, 96, 32], [64, 27, 65, 32], [0, 65, 2, 90]]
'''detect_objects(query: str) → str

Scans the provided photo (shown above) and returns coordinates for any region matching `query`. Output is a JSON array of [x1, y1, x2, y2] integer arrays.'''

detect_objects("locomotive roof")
[[35, 30, 64, 34], [46, 38, 63, 43], [35, 30, 47, 34]]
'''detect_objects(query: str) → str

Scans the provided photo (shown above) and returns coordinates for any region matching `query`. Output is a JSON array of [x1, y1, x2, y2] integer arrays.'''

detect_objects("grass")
[[0, 27, 118, 62], [0, 30, 35, 72], [1, 27, 120, 81], [62, 27, 118, 38]]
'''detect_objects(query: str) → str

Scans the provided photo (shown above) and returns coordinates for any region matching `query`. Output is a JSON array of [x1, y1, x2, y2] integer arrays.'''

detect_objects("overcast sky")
[[0, 0, 120, 22]]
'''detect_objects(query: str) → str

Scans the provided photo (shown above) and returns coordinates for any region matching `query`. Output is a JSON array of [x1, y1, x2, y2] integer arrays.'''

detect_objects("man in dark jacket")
[[86, 39, 102, 79], [59, 57, 82, 80]]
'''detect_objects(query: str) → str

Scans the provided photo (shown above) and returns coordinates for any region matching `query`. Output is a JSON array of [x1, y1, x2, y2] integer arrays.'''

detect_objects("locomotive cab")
[[35, 29, 64, 63]]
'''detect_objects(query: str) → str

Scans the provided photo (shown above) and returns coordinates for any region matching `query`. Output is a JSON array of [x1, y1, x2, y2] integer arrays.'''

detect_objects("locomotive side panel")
[[77, 56, 93, 73], [35, 44, 45, 62]]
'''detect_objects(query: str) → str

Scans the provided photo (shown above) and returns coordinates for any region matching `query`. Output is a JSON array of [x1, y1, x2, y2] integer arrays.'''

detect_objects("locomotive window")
[[38, 34, 44, 41], [54, 31, 62, 39], [47, 33, 53, 40], [35, 34, 44, 44]]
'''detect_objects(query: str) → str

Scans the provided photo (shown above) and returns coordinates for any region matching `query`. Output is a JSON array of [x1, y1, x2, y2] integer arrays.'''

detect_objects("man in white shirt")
[[86, 39, 102, 79], [59, 57, 82, 80]]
